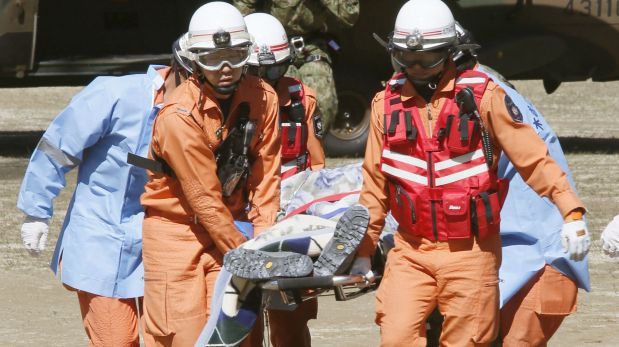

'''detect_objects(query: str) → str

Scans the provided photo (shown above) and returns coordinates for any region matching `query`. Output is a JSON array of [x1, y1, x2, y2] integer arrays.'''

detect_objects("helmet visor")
[[392, 49, 449, 69], [247, 61, 290, 82], [194, 46, 251, 71]]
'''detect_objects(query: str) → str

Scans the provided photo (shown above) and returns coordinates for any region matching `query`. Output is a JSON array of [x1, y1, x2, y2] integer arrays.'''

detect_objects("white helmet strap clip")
[[213, 30, 231, 48]]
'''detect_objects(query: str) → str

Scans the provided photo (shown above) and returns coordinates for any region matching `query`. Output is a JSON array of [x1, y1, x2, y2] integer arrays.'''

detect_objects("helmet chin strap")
[[400, 67, 443, 101], [398, 66, 441, 91], [393, 59, 442, 91], [409, 76, 440, 90]]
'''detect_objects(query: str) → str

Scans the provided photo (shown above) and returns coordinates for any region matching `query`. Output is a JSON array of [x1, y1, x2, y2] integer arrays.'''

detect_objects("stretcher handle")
[[260, 275, 368, 291], [274, 276, 334, 290]]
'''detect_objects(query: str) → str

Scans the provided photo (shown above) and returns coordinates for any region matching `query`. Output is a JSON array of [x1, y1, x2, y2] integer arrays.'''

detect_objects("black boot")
[[313, 205, 370, 277], [224, 248, 314, 280]]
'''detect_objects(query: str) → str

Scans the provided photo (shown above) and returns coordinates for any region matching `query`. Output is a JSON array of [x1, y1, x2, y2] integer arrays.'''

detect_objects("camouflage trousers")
[[287, 43, 338, 131]]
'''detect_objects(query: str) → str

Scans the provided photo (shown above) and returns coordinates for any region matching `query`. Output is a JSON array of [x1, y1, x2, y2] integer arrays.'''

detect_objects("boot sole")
[[313, 205, 370, 277], [224, 248, 313, 280]]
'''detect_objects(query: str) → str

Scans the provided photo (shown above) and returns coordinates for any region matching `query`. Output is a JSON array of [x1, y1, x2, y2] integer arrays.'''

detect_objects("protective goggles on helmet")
[[247, 61, 290, 82], [193, 45, 251, 71], [392, 48, 449, 69]]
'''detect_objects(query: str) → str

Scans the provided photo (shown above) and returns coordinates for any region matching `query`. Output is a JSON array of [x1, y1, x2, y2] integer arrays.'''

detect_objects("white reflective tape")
[[381, 163, 427, 186], [281, 122, 303, 127], [434, 149, 484, 171], [435, 163, 488, 186], [457, 77, 485, 84], [37, 137, 80, 168], [389, 78, 406, 86], [382, 149, 427, 170]]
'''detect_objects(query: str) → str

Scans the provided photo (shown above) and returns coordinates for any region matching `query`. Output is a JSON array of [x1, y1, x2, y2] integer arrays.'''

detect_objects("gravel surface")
[[1, 81, 618, 346]]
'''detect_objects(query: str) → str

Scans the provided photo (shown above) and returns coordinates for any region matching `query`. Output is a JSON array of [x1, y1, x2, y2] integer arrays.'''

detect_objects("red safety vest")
[[380, 69, 508, 241], [279, 77, 311, 179]]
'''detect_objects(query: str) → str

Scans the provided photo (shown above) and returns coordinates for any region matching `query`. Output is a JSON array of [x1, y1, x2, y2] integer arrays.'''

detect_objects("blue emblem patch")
[[504, 95, 523, 123]]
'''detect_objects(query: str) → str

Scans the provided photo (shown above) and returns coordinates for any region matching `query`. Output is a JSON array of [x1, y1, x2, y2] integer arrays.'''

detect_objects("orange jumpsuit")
[[358, 62, 585, 347], [267, 78, 325, 347], [500, 265, 577, 346], [140, 74, 281, 347]]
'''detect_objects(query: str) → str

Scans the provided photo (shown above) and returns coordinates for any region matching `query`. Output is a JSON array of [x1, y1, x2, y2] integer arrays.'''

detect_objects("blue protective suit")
[[477, 66, 591, 307], [17, 65, 168, 298]]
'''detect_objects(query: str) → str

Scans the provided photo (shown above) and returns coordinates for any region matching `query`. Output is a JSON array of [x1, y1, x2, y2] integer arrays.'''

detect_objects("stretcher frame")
[[259, 274, 382, 311]]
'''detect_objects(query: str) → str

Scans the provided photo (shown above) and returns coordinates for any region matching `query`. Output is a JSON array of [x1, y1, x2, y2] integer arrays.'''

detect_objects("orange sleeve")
[[357, 92, 389, 257], [152, 110, 246, 254], [481, 82, 585, 217], [246, 91, 282, 235], [304, 87, 326, 170]]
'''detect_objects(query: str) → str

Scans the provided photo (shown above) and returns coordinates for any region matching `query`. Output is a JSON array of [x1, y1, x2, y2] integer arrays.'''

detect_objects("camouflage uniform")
[[234, 0, 360, 130]]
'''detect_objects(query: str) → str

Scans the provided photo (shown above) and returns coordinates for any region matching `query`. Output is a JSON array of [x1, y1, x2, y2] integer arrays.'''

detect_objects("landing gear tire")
[[324, 89, 371, 157]]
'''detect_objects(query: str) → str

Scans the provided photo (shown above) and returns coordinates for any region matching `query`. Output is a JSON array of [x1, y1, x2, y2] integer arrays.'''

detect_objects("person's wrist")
[[24, 215, 49, 223], [565, 208, 585, 222]]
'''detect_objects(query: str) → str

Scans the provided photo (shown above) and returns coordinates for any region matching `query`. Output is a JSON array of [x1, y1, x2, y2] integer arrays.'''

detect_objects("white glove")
[[561, 220, 590, 261], [21, 216, 49, 255], [349, 256, 375, 283], [601, 215, 619, 258]]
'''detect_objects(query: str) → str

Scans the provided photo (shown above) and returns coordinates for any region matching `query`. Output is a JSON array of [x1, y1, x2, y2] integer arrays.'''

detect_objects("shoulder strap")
[[454, 69, 489, 105], [383, 73, 407, 136]]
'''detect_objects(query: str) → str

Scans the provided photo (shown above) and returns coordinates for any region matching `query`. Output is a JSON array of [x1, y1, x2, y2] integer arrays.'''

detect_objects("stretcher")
[[259, 241, 388, 312], [260, 273, 381, 310]]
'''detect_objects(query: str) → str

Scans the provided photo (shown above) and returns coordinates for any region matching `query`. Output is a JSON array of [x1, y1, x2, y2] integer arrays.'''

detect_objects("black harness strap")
[[388, 110, 400, 136], [127, 151, 176, 178], [479, 192, 493, 224], [404, 111, 417, 141]]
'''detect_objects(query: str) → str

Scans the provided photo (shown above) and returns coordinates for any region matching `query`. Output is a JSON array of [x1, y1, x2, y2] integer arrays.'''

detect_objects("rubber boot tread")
[[224, 248, 313, 280], [313, 205, 370, 277]]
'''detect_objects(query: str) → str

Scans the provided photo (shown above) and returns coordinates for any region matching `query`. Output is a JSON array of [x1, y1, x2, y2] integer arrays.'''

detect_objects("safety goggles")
[[193, 46, 251, 71], [392, 49, 449, 69], [248, 61, 290, 82]]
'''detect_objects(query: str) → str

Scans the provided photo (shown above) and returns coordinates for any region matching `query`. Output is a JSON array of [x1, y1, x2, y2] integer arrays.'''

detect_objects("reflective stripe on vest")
[[379, 69, 506, 241]]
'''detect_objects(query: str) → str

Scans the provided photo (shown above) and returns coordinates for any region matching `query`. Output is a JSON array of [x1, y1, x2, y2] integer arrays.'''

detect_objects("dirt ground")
[[1, 80, 619, 346]]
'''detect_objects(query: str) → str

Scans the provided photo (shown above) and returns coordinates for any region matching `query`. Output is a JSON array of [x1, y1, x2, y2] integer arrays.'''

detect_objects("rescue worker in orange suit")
[[243, 12, 324, 347], [139, 2, 280, 346], [245, 12, 325, 182], [349, 1, 590, 346]]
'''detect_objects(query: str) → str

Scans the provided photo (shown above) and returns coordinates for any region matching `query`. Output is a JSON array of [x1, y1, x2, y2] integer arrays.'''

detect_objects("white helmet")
[[187, 2, 251, 51], [244, 13, 292, 66], [391, 0, 457, 51]]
